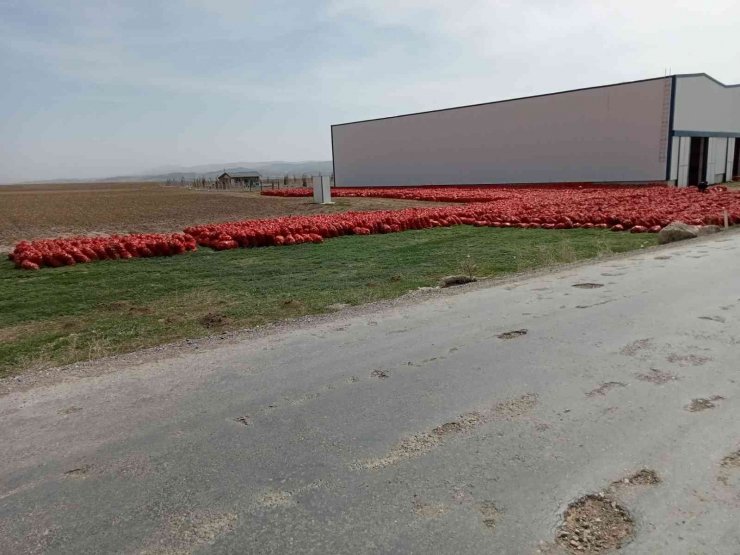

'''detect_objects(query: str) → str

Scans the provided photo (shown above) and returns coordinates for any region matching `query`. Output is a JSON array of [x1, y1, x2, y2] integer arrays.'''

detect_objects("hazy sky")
[[1, 0, 738, 182]]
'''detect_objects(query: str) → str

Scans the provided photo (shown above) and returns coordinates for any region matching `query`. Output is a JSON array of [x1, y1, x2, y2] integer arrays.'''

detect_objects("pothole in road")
[[613, 469, 661, 487], [686, 396, 724, 412], [556, 494, 634, 553], [497, 329, 528, 340], [586, 381, 627, 397], [635, 369, 679, 385], [572, 283, 604, 289], [719, 450, 740, 485]]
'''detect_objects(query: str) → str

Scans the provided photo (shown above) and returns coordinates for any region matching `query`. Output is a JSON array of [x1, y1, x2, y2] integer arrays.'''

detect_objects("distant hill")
[[10, 161, 334, 185]]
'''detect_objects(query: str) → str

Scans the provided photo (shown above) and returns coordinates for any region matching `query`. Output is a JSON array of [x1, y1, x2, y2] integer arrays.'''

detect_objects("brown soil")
[[497, 329, 528, 340], [635, 369, 679, 385], [477, 501, 501, 530], [0, 181, 447, 251], [612, 469, 662, 487], [721, 450, 740, 469], [586, 382, 627, 397], [718, 449, 740, 485], [556, 495, 634, 553], [666, 353, 712, 366], [686, 395, 724, 412], [199, 313, 231, 328], [619, 339, 654, 357], [412, 498, 449, 518]]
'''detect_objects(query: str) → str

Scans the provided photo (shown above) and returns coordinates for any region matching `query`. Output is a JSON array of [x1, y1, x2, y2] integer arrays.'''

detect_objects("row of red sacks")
[[9, 233, 197, 270], [186, 186, 739, 250], [261, 182, 671, 202], [10, 185, 739, 269]]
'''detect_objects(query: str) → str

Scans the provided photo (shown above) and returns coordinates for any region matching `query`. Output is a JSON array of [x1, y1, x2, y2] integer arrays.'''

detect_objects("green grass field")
[[0, 227, 657, 377]]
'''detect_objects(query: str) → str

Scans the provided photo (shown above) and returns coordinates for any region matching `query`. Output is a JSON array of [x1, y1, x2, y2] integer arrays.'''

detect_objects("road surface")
[[1, 233, 739, 554]]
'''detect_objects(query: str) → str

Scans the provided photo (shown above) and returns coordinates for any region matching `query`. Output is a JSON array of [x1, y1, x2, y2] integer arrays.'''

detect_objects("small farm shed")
[[217, 171, 261, 188], [332, 73, 740, 188]]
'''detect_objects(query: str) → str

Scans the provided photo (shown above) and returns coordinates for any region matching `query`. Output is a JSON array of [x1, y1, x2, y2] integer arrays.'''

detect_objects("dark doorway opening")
[[733, 139, 740, 181], [687, 137, 709, 186]]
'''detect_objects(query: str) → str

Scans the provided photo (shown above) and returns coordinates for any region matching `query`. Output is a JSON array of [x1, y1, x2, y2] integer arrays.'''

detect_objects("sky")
[[1, 0, 738, 183]]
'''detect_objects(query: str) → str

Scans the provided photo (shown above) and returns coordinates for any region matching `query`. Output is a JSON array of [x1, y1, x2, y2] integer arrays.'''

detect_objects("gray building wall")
[[673, 75, 740, 135], [332, 78, 672, 187]]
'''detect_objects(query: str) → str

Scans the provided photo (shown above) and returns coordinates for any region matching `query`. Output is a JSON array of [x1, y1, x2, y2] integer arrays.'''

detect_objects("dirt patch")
[[491, 393, 539, 419], [666, 353, 712, 367], [199, 312, 231, 329], [635, 369, 679, 385], [718, 449, 740, 485], [358, 393, 537, 469], [721, 450, 740, 470], [686, 395, 724, 412], [556, 494, 634, 553], [58, 406, 82, 415], [439, 275, 477, 288], [63, 464, 93, 477], [255, 481, 322, 509], [572, 283, 604, 289], [412, 497, 449, 518], [370, 369, 390, 379], [619, 338, 653, 357], [258, 491, 295, 508], [141, 510, 237, 554], [477, 501, 501, 530], [586, 382, 627, 397], [497, 329, 528, 340], [612, 469, 662, 488]]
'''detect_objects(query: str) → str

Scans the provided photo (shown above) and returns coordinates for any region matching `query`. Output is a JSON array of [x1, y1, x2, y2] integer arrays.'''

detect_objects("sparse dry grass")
[[0, 181, 447, 251]]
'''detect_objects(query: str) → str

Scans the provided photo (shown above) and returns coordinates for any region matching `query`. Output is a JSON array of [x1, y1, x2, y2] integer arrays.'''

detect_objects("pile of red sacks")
[[9, 233, 197, 270], [185, 185, 739, 251], [10, 185, 739, 269], [261, 182, 670, 202]]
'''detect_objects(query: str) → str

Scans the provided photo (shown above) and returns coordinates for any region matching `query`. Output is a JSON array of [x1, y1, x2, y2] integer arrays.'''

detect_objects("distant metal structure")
[[332, 73, 740, 188], [217, 171, 261, 189]]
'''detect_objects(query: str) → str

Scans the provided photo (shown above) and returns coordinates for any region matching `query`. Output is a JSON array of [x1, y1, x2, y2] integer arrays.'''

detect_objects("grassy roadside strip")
[[0, 227, 656, 377]]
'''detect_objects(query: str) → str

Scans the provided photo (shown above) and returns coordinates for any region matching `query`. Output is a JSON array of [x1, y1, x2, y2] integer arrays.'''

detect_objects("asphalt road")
[[1, 233, 739, 554]]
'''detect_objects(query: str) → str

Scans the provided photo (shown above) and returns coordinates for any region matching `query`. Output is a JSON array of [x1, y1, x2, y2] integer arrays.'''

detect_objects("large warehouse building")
[[331, 73, 739, 188]]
